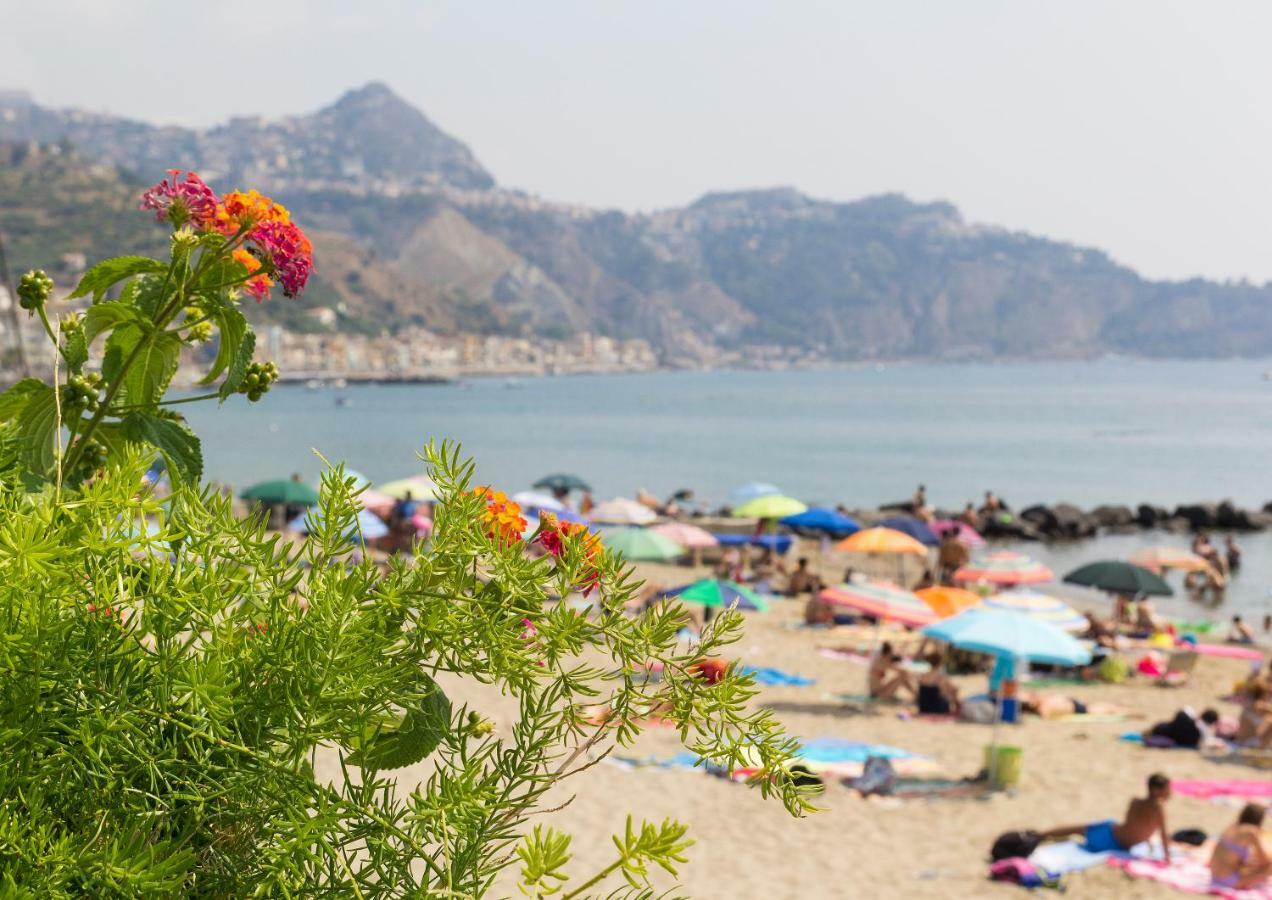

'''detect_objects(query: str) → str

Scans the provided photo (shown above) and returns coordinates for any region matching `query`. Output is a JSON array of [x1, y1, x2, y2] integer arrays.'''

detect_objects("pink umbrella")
[[411, 512, 433, 535], [650, 523, 719, 549], [358, 488, 396, 520], [931, 519, 985, 548]]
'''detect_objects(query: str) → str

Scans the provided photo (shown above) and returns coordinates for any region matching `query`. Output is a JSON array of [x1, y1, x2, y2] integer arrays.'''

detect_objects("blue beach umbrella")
[[780, 507, 861, 537], [877, 516, 940, 547], [729, 482, 783, 506], [289, 507, 389, 542], [922, 608, 1090, 667]]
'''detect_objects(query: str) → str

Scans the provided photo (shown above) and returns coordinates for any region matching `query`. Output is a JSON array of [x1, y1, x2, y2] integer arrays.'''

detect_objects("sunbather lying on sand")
[[1039, 773, 1172, 861], [1018, 690, 1137, 720]]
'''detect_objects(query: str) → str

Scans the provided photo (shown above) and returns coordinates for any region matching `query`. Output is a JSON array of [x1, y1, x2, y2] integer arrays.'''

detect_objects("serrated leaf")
[[14, 383, 58, 476], [121, 413, 202, 485], [218, 330, 255, 400], [0, 378, 46, 422], [69, 256, 166, 302], [83, 301, 143, 344], [197, 302, 247, 386], [347, 677, 451, 771], [63, 329, 88, 373], [104, 326, 182, 407]]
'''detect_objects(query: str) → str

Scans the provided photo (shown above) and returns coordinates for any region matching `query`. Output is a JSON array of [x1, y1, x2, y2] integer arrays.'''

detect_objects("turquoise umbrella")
[[921, 608, 1090, 667], [602, 528, 685, 561], [661, 579, 771, 612]]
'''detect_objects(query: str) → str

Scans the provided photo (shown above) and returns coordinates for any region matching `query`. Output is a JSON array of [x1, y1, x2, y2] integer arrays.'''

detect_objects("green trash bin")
[[984, 744, 1023, 789]]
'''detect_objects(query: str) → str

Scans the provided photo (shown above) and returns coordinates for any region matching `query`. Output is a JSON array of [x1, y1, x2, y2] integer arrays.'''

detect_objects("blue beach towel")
[[740, 666, 815, 687], [796, 737, 916, 763]]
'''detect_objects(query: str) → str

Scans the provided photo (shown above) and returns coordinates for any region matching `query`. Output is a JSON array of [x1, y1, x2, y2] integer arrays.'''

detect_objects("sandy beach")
[[314, 549, 1267, 899]]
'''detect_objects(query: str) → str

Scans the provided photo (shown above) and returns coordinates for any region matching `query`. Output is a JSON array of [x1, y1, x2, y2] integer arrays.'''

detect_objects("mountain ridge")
[[1, 84, 1269, 361]]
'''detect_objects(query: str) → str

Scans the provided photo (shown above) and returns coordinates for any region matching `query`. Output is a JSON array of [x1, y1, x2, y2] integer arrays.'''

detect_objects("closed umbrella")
[[377, 475, 439, 501], [780, 507, 861, 537], [1062, 560, 1173, 597], [661, 579, 770, 612], [241, 479, 320, 506], [955, 551, 1053, 587], [590, 498, 657, 525], [288, 507, 390, 542], [602, 528, 684, 561], [930, 519, 986, 548], [533, 473, 591, 493], [1128, 547, 1211, 574], [729, 482, 783, 506], [982, 589, 1086, 633], [916, 586, 982, 619], [819, 579, 936, 628], [732, 495, 808, 520], [878, 516, 940, 547]]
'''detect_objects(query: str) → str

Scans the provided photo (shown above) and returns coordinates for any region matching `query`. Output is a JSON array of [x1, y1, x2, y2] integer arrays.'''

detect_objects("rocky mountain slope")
[[2, 84, 1269, 360]]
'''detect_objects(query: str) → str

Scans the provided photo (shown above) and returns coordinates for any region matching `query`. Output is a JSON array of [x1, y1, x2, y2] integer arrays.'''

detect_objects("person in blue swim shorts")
[[1040, 773, 1172, 863]]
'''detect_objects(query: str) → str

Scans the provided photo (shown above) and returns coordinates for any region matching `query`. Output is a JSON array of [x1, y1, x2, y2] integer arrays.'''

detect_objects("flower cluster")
[[139, 171, 313, 301], [535, 512, 604, 595], [140, 170, 219, 229], [471, 488, 527, 547]]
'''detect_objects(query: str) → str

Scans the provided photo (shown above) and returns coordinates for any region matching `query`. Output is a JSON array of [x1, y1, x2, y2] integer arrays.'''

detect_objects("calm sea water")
[[184, 359, 1272, 622]]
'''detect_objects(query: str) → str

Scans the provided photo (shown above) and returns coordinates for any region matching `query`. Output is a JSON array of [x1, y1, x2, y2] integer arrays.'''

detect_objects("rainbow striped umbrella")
[[955, 551, 1053, 586], [819, 579, 936, 628], [981, 589, 1086, 633]]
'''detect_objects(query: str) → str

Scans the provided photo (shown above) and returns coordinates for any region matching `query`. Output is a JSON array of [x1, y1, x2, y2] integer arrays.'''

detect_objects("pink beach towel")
[[1171, 780, 1272, 801], [1111, 854, 1272, 899], [1188, 644, 1265, 662]]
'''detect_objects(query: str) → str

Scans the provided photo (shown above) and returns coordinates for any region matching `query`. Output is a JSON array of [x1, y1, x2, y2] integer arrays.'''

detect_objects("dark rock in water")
[[1137, 504, 1170, 528], [1162, 516, 1192, 534], [980, 515, 1042, 541], [1090, 504, 1135, 528], [1020, 504, 1057, 530], [1217, 502, 1272, 531], [878, 500, 917, 514], [1019, 503, 1094, 539], [1173, 503, 1218, 529]]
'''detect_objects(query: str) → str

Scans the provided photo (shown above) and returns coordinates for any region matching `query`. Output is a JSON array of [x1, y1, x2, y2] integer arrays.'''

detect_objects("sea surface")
[[184, 358, 1272, 623]]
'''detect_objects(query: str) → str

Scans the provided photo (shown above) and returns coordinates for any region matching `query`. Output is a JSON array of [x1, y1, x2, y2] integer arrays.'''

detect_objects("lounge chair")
[[1156, 650, 1198, 687]]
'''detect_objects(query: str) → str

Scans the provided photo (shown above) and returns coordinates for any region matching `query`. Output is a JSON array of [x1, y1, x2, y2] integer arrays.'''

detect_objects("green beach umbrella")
[[662, 579, 771, 612], [241, 479, 320, 506], [732, 495, 808, 520], [602, 528, 685, 561], [533, 473, 592, 492], [1062, 560, 1173, 597]]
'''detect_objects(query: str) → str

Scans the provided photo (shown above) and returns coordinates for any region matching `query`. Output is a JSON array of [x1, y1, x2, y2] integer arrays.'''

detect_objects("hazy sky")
[[3, 1, 1270, 282]]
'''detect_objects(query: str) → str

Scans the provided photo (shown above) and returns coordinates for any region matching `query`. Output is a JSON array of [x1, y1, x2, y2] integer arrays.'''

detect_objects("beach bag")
[[961, 697, 997, 724], [850, 756, 895, 796], [990, 830, 1042, 863], [1172, 829, 1207, 846], [1098, 655, 1130, 684]]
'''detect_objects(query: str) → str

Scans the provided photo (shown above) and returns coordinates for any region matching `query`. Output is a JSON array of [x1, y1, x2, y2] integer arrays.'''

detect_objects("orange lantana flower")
[[471, 487, 527, 547], [215, 189, 291, 235], [231, 248, 275, 300]]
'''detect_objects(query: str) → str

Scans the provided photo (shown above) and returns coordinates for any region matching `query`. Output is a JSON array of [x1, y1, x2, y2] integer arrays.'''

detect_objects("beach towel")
[[1189, 644, 1265, 662], [1028, 839, 1158, 877], [739, 666, 815, 687], [817, 647, 872, 664], [1055, 713, 1132, 723], [1111, 853, 1272, 899], [1171, 780, 1272, 801]]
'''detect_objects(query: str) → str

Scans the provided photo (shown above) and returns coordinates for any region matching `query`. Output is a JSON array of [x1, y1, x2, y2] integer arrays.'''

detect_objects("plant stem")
[[560, 859, 622, 900]]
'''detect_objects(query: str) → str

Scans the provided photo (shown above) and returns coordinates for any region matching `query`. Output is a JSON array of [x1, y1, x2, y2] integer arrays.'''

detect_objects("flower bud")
[[17, 269, 53, 313]]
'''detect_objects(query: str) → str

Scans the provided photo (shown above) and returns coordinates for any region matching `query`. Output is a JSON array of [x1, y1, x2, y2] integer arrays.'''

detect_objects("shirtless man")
[[1040, 773, 1172, 861], [1210, 804, 1272, 890]]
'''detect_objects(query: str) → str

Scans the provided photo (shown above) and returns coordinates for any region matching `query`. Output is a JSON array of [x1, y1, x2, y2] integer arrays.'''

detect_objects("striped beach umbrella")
[[819, 579, 936, 628], [916, 586, 982, 619], [955, 551, 1053, 586], [981, 589, 1086, 633], [589, 498, 658, 525], [930, 519, 986, 548], [1128, 547, 1212, 574]]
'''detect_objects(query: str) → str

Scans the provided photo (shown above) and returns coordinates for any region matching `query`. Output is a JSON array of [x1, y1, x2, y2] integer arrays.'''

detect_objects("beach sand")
[[320, 551, 1266, 898]]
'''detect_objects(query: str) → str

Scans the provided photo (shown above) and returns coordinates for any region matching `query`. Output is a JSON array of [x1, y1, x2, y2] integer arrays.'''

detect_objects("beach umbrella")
[[288, 507, 390, 542], [982, 589, 1086, 633], [358, 488, 396, 519], [878, 516, 939, 547], [1062, 560, 1173, 597], [650, 522, 719, 548], [343, 469, 373, 490], [661, 579, 770, 612], [241, 479, 320, 506], [377, 475, 439, 501], [732, 495, 808, 520], [1128, 547, 1212, 574], [780, 507, 861, 537], [922, 608, 1090, 668], [834, 527, 929, 556], [602, 527, 684, 561], [915, 586, 982, 619], [589, 497, 658, 525], [512, 491, 572, 513], [533, 473, 591, 493], [930, 519, 986, 549], [729, 482, 783, 506], [818, 579, 936, 628], [954, 551, 1052, 586]]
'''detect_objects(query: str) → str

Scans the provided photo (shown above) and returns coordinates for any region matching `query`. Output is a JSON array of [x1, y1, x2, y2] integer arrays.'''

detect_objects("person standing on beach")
[[1039, 773, 1172, 860], [937, 528, 969, 583], [1226, 536, 1242, 573]]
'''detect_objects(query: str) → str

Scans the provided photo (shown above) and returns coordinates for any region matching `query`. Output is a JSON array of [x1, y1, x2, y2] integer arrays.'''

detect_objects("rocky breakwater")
[[966, 499, 1272, 542]]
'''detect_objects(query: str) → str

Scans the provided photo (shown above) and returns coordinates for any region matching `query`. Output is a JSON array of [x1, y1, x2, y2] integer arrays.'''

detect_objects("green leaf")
[[121, 413, 202, 485], [104, 325, 182, 407], [0, 378, 46, 422], [218, 330, 255, 400], [83, 301, 143, 344], [63, 330, 88, 373], [14, 383, 58, 476], [348, 677, 451, 771], [196, 301, 247, 387], [69, 256, 167, 303]]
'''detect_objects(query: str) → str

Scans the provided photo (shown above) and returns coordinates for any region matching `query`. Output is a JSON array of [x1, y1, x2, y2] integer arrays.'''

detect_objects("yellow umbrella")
[[732, 495, 808, 519], [1128, 547, 1212, 574], [377, 475, 439, 501], [916, 586, 982, 619], [834, 526, 928, 556]]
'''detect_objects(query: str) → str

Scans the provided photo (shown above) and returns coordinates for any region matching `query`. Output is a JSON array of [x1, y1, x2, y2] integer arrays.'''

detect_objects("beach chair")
[[1156, 650, 1198, 687]]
